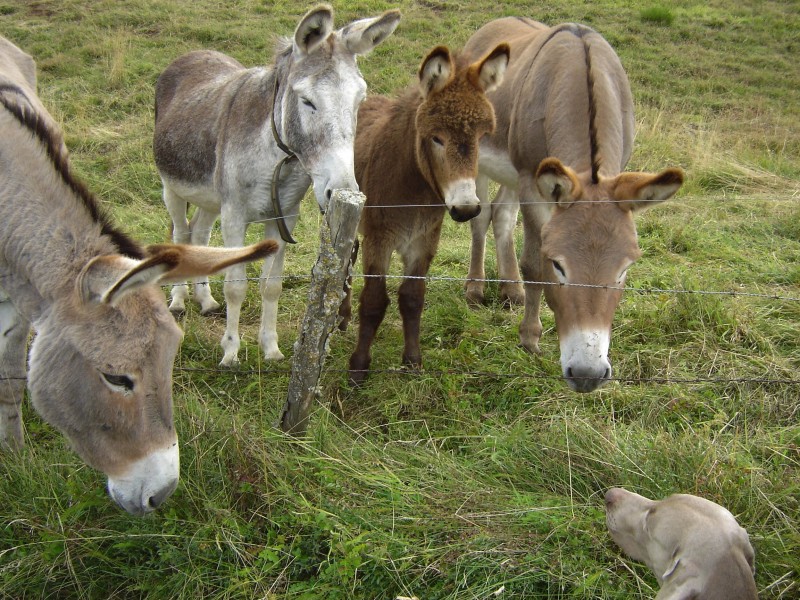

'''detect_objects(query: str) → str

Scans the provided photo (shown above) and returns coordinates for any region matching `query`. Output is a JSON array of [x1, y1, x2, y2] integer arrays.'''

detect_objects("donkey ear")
[[294, 5, 334, 57], [535, 157, 582, 205], [143, 240, 278, 283], [614, 168, 684, 213], [468, 43, 510, 92], [339, 9, 401, 55], [80, 240, 278, 306], [419, 46, 455, 96], [78, 254, 175, 306]]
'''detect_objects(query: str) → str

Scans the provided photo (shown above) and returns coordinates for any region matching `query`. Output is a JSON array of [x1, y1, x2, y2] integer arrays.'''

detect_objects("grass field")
[[1, 1, 799, 598]]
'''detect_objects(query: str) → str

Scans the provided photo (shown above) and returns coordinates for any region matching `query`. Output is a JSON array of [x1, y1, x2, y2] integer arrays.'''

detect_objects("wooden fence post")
[[279, 189, 365, 435]]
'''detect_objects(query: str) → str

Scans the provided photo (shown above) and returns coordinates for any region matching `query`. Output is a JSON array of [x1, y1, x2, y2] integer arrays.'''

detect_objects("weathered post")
[[279, 189, 365, 435]]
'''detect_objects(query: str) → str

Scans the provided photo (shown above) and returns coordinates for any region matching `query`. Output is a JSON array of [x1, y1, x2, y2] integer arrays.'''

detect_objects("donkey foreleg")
[[465, 173, 491, 306], [492, 186, 523, 306], [398, 240, 438, 369], [0, 292, 27, 449], [348, 272, 389, 387], [258, 242, 286, 361], [518, 189, 546, 354], [398, 276, 426, 368], [219, 216, 250, 367]]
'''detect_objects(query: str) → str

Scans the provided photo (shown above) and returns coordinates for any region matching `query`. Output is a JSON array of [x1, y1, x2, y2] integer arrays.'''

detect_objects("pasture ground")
[[1, 1, 798, 598]]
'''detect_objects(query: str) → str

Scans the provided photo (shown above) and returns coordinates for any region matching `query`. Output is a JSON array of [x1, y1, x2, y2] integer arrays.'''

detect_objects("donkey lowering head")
[[28, 243, 277, 515], [533, 158, 684, 392], [0, 36, 277, 514]]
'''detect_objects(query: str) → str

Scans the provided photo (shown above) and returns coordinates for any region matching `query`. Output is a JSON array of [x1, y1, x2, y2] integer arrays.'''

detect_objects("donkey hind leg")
[[465, 173, 492, 306], [162, 184, 192, 314], [348, 240, 393, 387], [398, 237, 438, 369], [518, 177, 548, 354], [0, 291, 27, 449], [492, 186, 523, 306], [189, 207, 223, 315]]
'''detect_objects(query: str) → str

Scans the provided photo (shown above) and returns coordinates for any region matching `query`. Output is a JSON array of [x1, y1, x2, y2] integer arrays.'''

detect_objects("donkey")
[[462, 18, 684, 392], [341, 44, 511, 386], [153, 5, 400, 367], [0, 35, 276, 515]]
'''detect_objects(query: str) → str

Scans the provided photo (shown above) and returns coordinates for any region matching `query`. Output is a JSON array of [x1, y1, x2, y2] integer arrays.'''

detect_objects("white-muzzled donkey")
[[153, 5, 401, 366], [463, 17, 684, 392], [0, 35, 276, 515]]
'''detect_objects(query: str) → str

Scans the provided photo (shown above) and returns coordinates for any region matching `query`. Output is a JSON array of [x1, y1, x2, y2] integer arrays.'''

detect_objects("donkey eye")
[[552, 260, 566, 278], [431, 135, 444, 147], [102, 373, 134, 392], [301, 98, 317, 110]]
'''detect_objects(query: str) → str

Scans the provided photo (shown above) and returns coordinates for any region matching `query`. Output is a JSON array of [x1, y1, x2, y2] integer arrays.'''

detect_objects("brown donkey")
[[463, 18, 684, 392], [0, 36, 275, 515], [341, 44, 510, 386]]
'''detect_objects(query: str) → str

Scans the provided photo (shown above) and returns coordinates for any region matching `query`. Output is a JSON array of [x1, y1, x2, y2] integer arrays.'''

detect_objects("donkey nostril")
[[325, 188, 333, 201], [567, 367, 574, 378], [603, 367, 611, 379]]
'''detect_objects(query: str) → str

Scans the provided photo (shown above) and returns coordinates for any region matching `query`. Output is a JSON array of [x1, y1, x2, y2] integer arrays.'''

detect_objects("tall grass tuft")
[[640, 6, 675, 26]]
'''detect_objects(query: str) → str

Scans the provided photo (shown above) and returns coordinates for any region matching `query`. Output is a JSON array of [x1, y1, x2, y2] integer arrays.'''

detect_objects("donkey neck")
[[0, 107, 135, 321], [380, 89, 443, 203]]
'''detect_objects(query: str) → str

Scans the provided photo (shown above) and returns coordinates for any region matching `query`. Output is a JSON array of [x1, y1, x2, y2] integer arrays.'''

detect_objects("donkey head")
[[414, 44, 510, 222], [278, 5, 401, 212], [536, 158, 684, 392], [27, 241, 276, 515]]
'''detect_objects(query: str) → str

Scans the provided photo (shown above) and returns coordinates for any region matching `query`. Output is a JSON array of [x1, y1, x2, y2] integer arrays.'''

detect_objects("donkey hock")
[[154, 5, 400, 366], [463, 18, 683, 392], [341, 44, 510, 386], [0, 35, 277, 515]]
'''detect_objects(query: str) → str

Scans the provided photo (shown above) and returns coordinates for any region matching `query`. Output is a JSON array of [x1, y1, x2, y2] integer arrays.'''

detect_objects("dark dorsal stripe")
[[579, 29, 602, 184], [0, 88, 144, 259], [527, 24, 602, 183]]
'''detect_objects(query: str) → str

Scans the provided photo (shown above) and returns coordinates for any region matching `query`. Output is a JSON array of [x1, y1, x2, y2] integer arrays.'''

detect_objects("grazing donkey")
[[153, 5, 401, 366], [341, 44, 511, 386], [462, 18, 684, 392], [0, 35, 276, 515]]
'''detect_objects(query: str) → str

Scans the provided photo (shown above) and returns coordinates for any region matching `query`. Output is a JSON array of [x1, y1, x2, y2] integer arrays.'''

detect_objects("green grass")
[[1, 1, 799, 598]]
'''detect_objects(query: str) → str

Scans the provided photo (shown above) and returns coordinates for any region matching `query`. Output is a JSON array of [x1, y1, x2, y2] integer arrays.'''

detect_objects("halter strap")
[[270, 78, 298, 244]]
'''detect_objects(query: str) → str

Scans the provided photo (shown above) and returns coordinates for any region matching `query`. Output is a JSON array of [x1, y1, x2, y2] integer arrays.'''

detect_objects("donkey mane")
[[0, 87, 144, 259], [580, 30, 602, 185]]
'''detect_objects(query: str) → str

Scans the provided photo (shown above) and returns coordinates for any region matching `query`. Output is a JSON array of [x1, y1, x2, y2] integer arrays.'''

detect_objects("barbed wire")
[[160, 193, 800, 237], [169, 273, 800, 303], [170, 365, 799, 388]]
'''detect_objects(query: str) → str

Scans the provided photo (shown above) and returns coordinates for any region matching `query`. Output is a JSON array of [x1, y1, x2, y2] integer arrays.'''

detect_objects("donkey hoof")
[[465, 288, 485, 308], [401, 355, 422, 370], [348, 369, 368, 387], [263, 348, 285, 361], [500, 285, 524, 308], [200, 304, 224, 317], [219, 354, 240, 368]]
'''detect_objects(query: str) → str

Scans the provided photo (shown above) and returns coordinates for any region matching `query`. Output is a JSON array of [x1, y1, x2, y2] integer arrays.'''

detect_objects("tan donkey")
[[463, 18, 684, 392], [341, 44, 510, 386], [0, 36, 275, 515]]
